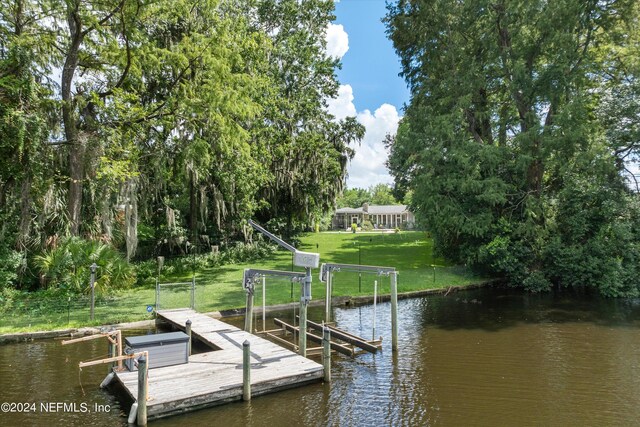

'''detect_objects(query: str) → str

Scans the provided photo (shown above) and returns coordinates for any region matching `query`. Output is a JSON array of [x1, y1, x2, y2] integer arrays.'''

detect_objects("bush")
[[0, 247, 22, 289], [362, 220, 373, 231], [34, 237, 136, 294]]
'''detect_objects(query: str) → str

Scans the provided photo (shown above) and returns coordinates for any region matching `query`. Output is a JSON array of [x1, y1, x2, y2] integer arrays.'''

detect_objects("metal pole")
[[299, 300, 307, 357], [137, 354, 148, 426], [322, 326, 331, 383], [373, 280, 377, 341], [245, 289, 254, 333], [90, 263, 97, 321], [186, 320, 192, 356], [262, 276, 266, 332], [324, 270, 331, 323], [155, 278, 159, 312], [299, 267, 312, 357], [358, 243, 361, 292], [243, 340, 251, 401], [391, 272, 398, 352], [191, 276, 195, 309]]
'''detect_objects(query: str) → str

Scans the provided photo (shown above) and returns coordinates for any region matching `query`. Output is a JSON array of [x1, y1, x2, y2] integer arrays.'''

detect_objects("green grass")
[[0, 231, 489, 333]]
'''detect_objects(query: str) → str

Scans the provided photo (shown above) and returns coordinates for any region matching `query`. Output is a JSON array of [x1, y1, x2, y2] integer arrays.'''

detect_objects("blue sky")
[[325, 0, 410, 189], [334, 1, 410, 113]]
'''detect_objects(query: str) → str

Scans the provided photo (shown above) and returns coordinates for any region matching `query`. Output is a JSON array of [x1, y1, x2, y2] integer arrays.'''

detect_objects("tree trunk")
[[62, 2, 85, 236]]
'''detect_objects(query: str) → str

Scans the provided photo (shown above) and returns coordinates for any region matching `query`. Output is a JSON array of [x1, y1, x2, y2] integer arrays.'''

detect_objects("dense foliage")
[[0, 0, 362, 290], [336, 183, 402, 208], [386, 0, 640, 296]]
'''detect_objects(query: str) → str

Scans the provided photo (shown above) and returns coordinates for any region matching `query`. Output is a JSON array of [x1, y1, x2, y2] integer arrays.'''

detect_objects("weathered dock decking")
[[113, 309, 323, 420]]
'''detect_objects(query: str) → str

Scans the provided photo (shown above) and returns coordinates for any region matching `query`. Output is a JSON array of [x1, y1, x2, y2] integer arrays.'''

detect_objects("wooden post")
[[391, 271, 398, 352], [137, 354, 148, 426], [243, 340, 251, 401], [116, 330, 123, 370], [185, 319, 192, 356], [245, 290, 254, 333], [109, 341, 116, 374], [322, 326, 331, 383]]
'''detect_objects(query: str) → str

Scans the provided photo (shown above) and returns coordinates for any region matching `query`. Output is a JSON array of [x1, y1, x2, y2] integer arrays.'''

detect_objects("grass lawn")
[[0, 231, 489, 333]]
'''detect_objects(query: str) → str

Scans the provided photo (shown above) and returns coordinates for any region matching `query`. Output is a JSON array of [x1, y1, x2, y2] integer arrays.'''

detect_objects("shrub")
[[34, 237, 135, 294], [0, 247, 22, 289], [362, 220, 373, 231]]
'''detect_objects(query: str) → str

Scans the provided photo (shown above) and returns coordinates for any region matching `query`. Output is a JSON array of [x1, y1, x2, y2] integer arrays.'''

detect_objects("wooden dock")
[[113, 309, 323, 420]]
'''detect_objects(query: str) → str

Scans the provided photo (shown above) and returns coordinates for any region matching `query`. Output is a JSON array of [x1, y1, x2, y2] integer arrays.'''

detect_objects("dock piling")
[[243, 340, 251, 401], [322, 326, 331, 383], [137, 354, 148, 426], [391, 271, 398, 352], [245, 291, 254, 333], [185, 319, 192, 356]]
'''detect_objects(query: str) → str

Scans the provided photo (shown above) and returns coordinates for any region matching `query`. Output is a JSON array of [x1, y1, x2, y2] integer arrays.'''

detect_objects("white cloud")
[[325, 23, 349, 59], [323, 23, 400, 189], [327, 84, 357, 120], [325, 84, 400, 189], [347, 104, 400, 189]]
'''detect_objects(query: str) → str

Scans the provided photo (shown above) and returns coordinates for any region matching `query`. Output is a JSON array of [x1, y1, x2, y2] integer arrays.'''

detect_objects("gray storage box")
[[124, 331, 189, 371]]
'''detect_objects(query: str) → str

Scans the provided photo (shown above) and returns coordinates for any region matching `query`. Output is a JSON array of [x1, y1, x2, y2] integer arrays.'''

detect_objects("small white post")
[[128, 402, 138, 424]]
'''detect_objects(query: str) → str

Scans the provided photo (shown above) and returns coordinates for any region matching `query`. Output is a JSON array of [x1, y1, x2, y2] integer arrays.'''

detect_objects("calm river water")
[[2, 286, 640, 426]]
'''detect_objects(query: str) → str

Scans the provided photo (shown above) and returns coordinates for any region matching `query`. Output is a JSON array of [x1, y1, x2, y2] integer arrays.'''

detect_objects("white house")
[[331, 203, 415, 230]]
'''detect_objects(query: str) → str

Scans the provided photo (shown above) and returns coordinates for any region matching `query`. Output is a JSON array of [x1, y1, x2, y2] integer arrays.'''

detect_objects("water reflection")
[[2, 286, 640, 426]]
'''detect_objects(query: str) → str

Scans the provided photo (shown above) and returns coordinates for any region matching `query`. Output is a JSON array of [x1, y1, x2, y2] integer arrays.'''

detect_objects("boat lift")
[[245, 220, 319, 357], [320, 263, 399, 352]]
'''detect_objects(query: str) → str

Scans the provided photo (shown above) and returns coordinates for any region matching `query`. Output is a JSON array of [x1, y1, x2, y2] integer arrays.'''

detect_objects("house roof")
[[367, 205, 409, 214], [335, 205, 410, 215], [335, 207, 363, 214]]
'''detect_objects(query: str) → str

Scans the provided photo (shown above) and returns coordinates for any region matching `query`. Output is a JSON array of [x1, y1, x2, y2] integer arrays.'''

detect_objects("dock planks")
[[113, 309, 323, 420]]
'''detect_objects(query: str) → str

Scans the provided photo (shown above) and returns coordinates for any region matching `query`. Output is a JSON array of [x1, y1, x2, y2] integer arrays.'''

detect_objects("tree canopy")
[[337, 183, 402, 208], [0, 0, 363, 290], [386, 0, 640, 296]]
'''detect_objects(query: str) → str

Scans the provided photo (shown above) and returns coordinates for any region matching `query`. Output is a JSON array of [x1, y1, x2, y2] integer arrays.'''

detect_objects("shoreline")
[[0, 279, 501, 344]]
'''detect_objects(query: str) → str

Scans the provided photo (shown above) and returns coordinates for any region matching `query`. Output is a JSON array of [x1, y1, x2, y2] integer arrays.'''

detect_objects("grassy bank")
[[0, 231, 488, 333]]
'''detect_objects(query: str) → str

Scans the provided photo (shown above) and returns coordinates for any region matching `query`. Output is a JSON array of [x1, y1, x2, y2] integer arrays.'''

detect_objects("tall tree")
[[386, 0, 640, 295], [251, 0, 364, 236]]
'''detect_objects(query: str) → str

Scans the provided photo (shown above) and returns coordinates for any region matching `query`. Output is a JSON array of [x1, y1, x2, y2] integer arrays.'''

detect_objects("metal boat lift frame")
[[320, 263, 399, 352], [243, 220, 320, 357]]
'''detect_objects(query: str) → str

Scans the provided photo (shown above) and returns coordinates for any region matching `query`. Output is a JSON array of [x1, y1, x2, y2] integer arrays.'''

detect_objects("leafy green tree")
[[386, 0, 640, 295], [370, 183, 398, 205], [251, 0, 364, 236], [336, 188, 369, 208]]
